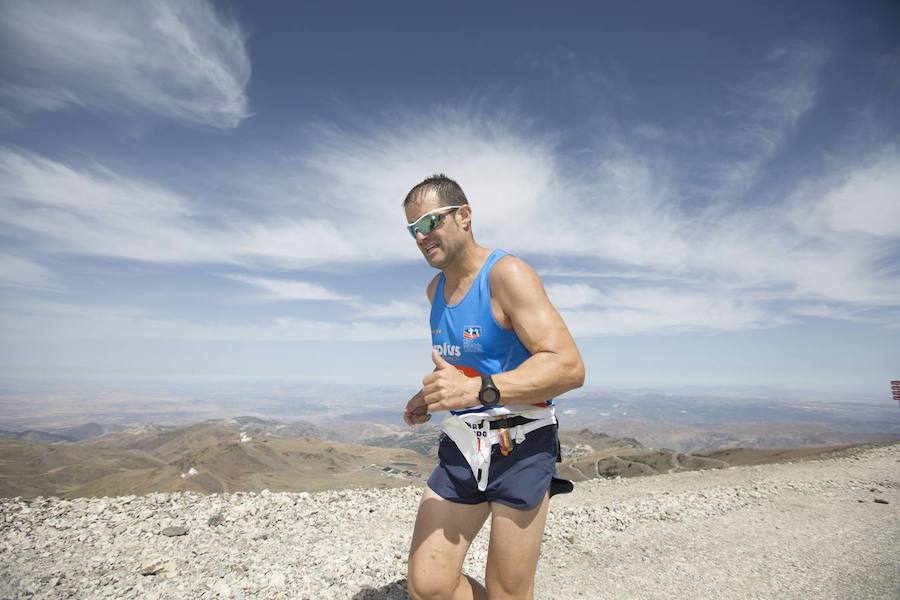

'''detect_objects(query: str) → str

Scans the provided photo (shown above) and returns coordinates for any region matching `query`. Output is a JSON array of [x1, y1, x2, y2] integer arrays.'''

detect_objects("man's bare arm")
[[488, 256, 585, 405]]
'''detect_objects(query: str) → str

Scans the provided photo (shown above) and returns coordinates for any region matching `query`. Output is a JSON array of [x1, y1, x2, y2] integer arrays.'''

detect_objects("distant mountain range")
[[0, 416, 891, 499], [550, 391, 900, 452], [0, 422, 114, 443]]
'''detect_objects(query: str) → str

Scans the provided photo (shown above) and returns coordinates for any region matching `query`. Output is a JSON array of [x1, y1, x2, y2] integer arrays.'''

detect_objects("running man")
[[402, 174, 585, 600]]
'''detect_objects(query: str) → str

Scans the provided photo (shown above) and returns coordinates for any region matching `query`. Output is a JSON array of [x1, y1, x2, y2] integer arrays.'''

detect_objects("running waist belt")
[[439, 412, 558, 492]]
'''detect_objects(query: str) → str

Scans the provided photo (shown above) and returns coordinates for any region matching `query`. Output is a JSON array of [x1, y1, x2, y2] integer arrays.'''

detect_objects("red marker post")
[[892, 380, 900, 404]]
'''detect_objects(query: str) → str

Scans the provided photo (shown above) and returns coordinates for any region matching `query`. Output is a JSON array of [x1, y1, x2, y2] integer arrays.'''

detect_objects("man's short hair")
[[402, 174, 469, 208]]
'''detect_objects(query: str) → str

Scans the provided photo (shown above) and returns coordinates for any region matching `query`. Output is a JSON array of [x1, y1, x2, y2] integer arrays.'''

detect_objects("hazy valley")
[[1, 398, 896, 499]]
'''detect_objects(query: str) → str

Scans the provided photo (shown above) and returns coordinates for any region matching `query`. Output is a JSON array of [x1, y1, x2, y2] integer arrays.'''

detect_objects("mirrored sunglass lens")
[[408, 213, 443, 237], [425, 214, 442, 232], [408, 215, 425, 237]]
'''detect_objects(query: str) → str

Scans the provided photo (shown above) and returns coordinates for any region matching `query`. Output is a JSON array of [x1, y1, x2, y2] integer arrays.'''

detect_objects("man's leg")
[[483, 491, 551, 600], [408, 484, 491, 600]]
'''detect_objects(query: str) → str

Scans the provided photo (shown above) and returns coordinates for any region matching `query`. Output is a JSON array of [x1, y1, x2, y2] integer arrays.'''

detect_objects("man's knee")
[[485, 575, 534, 600], [406, 567, 463, 600]]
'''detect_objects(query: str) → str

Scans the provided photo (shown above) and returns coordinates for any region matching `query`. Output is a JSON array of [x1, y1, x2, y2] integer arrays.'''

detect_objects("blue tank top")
[[430, 248, 555, 416]]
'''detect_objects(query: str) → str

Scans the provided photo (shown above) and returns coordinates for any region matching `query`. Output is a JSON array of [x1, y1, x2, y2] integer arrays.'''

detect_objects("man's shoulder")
[[490, 253, 542, 293], [491, 253, 539, 280]]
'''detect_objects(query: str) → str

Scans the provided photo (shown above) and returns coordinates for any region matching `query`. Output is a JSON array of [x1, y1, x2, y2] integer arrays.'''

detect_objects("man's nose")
[[415, 230, 428, 244]]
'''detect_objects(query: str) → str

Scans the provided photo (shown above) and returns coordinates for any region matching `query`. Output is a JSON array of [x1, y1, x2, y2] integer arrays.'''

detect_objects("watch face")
[[481, 388, 500, 405]]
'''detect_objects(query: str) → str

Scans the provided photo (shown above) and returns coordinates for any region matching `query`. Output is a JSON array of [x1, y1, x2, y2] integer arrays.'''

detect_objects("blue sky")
[[0, 1, 898, 397]]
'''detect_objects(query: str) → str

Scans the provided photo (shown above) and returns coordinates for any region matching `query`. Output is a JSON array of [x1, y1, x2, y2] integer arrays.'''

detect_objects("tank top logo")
[[463, 325, 484, 354]]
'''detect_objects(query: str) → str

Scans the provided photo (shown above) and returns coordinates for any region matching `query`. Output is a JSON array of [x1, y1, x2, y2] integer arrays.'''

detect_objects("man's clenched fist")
[[421, 349, 481, 412]]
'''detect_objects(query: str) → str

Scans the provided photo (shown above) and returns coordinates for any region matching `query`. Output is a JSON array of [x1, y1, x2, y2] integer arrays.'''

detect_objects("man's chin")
[[424, 250, 446, 268]]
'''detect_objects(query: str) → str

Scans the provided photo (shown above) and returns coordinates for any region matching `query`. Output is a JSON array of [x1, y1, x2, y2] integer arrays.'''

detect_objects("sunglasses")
[[406, 205, 463, 238]]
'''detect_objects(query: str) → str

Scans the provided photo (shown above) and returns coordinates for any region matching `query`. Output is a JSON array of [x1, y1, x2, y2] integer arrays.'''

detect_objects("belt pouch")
[[440, 415, 491, 491]]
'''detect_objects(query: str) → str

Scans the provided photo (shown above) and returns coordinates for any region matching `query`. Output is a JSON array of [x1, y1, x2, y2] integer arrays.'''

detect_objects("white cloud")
[[0, 254, 61, 291], [227, 274, 353, 301], [2, 42, 898, 340], [683, 196, 900, 308], [0, 147, 354, 267], [554, 285, 782, 336], [291, 107, 684, 275], [742, 146, 900, 306], [0, 108, 565, 268], [527, 154, 691, 268], [5, 106, 899, 338], [0, 299, 425, 343], [787, 303, 879, 323], [815, 152, 900, 238], [707, 43, 828, 197], [545, 283, 605, 309], [346, 300, 429, 321], [0, 0, 250, 127], [0, 83, 82, 113], [294, 105, 560, 265]]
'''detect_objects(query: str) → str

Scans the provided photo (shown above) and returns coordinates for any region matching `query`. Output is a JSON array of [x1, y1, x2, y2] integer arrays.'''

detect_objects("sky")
[[0, 1, 898, 398]]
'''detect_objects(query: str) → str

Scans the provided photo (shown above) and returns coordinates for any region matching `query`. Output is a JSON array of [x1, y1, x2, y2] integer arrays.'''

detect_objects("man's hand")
[[421, 349, 481, 412], [403, 389, 430, 426]]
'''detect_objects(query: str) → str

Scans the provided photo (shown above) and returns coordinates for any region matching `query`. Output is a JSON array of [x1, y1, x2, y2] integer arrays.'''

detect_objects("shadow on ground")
[[353, 578, 410, 599]]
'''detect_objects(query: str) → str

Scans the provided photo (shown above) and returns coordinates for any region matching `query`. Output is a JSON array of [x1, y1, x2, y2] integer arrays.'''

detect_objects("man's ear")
[[457, 205, 472, 230]]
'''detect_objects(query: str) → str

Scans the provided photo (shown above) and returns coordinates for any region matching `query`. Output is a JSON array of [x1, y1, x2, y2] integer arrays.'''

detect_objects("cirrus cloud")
[[0, 0, 250, 128]]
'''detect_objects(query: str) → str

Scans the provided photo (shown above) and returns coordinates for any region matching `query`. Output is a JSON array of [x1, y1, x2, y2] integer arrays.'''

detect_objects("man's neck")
[[442, 242, 489, 284]]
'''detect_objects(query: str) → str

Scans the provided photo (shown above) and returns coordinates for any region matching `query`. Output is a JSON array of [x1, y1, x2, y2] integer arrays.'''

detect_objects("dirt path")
[[530, 443, 900, 599]]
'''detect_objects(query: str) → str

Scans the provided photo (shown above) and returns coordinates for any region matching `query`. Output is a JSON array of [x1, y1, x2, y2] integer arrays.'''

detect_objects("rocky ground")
[[1, 442, 898, 600]]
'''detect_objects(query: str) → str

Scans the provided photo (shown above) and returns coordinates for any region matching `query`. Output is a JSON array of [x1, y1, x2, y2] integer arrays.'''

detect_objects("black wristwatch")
[[479, 375, 501, 407]]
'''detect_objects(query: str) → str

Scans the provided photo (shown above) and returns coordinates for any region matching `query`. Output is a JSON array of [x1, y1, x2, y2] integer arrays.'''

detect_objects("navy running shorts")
[[427, 421, 560, 510]]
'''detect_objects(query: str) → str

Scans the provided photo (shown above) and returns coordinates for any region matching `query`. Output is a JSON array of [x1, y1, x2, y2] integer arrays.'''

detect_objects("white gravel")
[[1, 443, 897, 599]]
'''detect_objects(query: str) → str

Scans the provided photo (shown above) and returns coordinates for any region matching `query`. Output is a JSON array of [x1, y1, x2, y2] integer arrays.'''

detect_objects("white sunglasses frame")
[[406, 205, 464, 238]]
